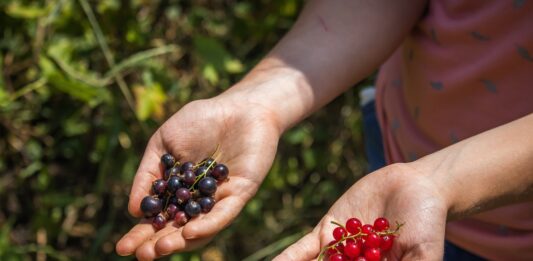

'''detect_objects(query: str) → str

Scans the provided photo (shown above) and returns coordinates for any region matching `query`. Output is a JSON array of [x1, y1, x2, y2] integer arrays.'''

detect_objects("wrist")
[[218, 57, 310, 134], [402, 160, 455, 218]]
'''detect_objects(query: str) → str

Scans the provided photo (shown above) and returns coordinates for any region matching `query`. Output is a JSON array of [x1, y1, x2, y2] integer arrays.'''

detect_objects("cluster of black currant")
[[140, 152, 229, 230]]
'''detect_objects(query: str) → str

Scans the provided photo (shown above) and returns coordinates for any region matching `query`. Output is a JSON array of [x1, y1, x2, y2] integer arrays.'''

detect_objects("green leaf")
[[280, 0, 298, 17], [6, 2, 48, 19], [284, 126, 309, 145], [19, 161, 43, 179], [202, 64, 219, 85], [0, 87, 8, 108], [39, 56, 111, 106], [224, 59, 244, 73], [303, 149, 316, 169], [193, 36, 229, 70], [133, 83, 167, 121], [193, 35, 244, 79], [63, 116, 90, 136], [104, 45, 181, 80]]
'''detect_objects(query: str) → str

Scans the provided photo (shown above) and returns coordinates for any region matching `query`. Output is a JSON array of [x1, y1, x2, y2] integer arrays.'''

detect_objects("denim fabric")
[[361, 101, 386, 173], [361, 100, 486, 260]]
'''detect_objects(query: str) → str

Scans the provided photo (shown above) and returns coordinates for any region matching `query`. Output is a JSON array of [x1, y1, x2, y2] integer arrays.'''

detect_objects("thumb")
[[128, 134, 165, 217], [274, 231, 322, 261]]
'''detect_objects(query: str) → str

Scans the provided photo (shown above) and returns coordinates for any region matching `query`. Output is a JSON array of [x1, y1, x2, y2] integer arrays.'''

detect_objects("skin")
[[276, 114, 533, 260], [116, 0, 533, 259], [115, 99, 281, 259]]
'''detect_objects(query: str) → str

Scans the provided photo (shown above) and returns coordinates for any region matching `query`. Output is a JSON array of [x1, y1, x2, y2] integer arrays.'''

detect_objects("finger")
[[181, 195, 245, 239], [134, 224, 181, 261], [274, 231, 322, 261], [181, 177, 252, 239], [115, 219, 156, 256], [154, 230, 214, 256], [128, 134, 166, 217]]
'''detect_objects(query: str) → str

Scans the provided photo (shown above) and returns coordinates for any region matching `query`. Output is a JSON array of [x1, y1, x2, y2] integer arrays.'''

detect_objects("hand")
[[275, 163, 449, 260], [115, 97, 280, 260]]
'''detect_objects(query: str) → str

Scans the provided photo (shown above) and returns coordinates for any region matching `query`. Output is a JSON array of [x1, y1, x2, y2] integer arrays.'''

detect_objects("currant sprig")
[[138, 146, 229, 230], [318, 217, 403, 261]]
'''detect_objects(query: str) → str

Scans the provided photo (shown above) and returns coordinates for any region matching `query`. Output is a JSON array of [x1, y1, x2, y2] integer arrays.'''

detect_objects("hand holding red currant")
[[320, 217, 402, 261], [275, 163, 449, 261]]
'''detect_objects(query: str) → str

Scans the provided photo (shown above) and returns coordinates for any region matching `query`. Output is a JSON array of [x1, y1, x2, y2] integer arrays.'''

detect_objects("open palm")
[[275, 163, 449, 260], [116, 98, 280, 260]]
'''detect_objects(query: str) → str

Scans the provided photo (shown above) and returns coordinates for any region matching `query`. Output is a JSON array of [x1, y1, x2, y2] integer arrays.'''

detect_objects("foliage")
[[0, 0, 370, 260]]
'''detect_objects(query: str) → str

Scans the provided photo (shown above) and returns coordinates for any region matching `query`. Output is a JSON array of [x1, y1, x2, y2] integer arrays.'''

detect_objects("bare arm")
[[277, 113, 533, 260], [117, 0, 428, 259], [221, 0, 427, 132], [415, 113, 533, 218]]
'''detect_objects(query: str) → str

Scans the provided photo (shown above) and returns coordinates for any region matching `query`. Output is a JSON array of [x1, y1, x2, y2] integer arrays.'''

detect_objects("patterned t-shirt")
[[375, 0, 533, 259]]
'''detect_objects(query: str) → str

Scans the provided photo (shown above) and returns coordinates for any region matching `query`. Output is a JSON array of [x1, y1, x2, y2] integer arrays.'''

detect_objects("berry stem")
[[330, 220, 346, 229], [172, 161, 181, 169], [189, 154, 221, 191], [317, 220, 404, 260], [193, 144, 221, 168]]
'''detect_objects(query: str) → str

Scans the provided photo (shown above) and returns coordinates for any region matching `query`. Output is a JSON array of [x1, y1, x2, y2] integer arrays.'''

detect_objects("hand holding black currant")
[[140, 152, 229, 231], [115, 98, 280, 260]]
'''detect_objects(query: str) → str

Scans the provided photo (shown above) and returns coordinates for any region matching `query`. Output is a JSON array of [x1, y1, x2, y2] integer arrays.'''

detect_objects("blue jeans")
[[361, 100, 486, 260]]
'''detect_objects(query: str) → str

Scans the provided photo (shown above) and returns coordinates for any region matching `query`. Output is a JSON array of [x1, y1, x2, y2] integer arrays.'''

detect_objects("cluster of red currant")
[[139, 151, 229, 230], [319, 217, 402, 261]]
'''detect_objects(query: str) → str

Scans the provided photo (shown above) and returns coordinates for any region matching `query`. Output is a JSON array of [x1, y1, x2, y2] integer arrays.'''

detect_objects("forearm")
[[413, 113, 533, 219], [221, 0, 426, 133]]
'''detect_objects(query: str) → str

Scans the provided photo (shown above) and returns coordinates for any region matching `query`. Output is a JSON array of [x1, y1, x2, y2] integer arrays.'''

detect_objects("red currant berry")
[[364, 248, 381, 261], [344, 240, 361, 258], [333, 227, 348, 241], [328, 253, 344, 261], [335, 242, 344, 254], [355, 257, 368, 261], [361, 224, 374, 234], [326, 241, 338, 256], [346, 218, 363, 234], [373, 217, 390, 232], [364, 233, 381, 249], [380, 235, 394, 251]]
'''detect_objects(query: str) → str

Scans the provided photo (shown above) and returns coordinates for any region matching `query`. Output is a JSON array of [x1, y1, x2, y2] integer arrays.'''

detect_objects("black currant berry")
[[198, 197, 215, 213], [140, 196, 163, 218], [203, 158, 216, 167], [198, 177, 217, 195], [182, 170, 196, 186], [152, 179, 167, 195], [195, 166, 209, 177], [152, 214, 166, 230], [180, 161, 194, 174], [211, 164, 229, 181], [184, 200, 201, 217], [169, 196, 178, 206], [161, 153, 176, 169], [174, 211, 188, 226], [167, 176, 182, 193], [166, 203, 178, 219], [165, 166, 179, 180], [175, 188, 191, 204]]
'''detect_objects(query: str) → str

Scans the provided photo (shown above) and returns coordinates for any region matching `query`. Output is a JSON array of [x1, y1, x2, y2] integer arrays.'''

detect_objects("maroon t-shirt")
[[376, 0, 533, 259]]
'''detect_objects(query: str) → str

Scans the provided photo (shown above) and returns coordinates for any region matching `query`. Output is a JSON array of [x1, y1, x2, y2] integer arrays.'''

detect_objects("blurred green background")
[[0, 0, 372, 260]]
